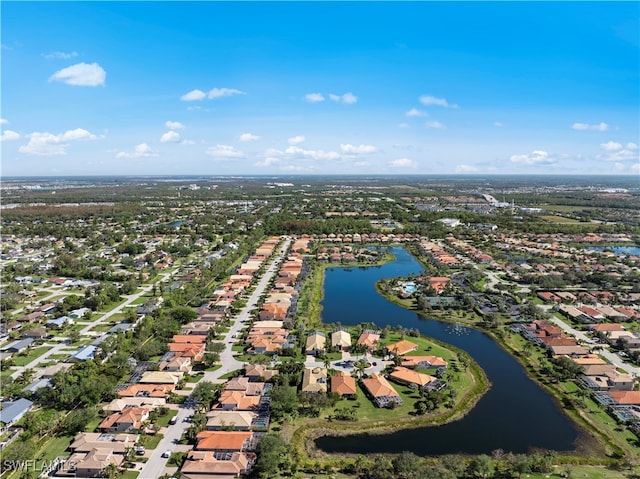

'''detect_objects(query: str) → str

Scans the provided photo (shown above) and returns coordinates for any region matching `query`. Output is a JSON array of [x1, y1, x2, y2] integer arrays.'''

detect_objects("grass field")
[[12, 346, 50, 366]]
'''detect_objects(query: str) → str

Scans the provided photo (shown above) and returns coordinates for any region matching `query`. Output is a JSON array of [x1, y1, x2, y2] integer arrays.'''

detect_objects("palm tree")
[[103, 462, 119, 479]]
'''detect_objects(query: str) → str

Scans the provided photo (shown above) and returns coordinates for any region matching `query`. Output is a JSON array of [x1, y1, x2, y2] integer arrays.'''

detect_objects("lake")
[[587, 246, 640, 256], [316, 247, 581, 455]]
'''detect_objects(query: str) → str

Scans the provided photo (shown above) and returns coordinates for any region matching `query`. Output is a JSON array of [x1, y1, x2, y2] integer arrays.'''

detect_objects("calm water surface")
[[587, 246, 640, 256], [316, 247, 580, 455]]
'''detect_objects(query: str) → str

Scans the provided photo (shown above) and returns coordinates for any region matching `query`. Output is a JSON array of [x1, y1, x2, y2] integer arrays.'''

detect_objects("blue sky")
[[1, 1, 639, 176]]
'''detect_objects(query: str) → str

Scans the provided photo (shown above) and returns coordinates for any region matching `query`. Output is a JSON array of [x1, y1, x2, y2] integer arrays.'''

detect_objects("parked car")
[[162, 450, 172, 458]]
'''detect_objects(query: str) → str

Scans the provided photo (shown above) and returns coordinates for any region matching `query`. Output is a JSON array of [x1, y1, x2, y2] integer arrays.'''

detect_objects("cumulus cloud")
[[0, 118, 8, 124], [419, 95, 458, 108], [205, 144, 244, 159], [599, 141, 638, 162], [116, 143, 157, 159], [406, 108, 427, 117], [254, 157, 280, 167], [329, 92, 358, 104], [288, 135, 305, 145], [160, 131, 181, 143], [208, 88, 245, 99], [43, 51, 78, 60], [455, 164, 479, 173], [49, 62, 106, 86], [425, 121, 445, 129], [305, 93, 325, 103], [572, 122, 609, 131], [285, 145, 340, 160], [239, 133, 260, 142], [340, 143, 377, 154], [165, 121, 185, 130], [510, 150, 556, 165], [181, 89, 207, 101], [600, 141, 623, 151], [1, 130, 20, 141], [19, 128, 100, 155], [390, 158, 415, 168]]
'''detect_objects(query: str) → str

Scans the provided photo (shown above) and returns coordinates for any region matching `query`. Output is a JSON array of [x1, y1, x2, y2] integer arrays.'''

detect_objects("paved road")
[[538, 304, 640, 377], [10, 269, 177, 381], [138, 238, 292, 479]]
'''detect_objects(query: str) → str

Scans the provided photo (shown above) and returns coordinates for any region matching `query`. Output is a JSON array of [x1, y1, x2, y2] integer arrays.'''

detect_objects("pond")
[[316, 247, 581, 455]]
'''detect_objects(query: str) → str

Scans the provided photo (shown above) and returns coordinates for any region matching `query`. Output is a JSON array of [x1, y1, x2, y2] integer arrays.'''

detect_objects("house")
[[216, 391, 261, 411], [58, 432, 138, 478], [180, 451, 255, 478], [0, 398, 33, 428], [69, 345, 97, 362], [0, 338, 34, 354], [401, 355, 448, 369], [608, 390, 640, 406], [194, 431, 254, 452], [331, 329, 351, 351], [46, 316, 74, 328], [22, 327, 49, 339], [357, 330, 380, 350], [301, 367, 328, 394], [389, 367, 437, 389], [244, 363, 278, 382], [205, 410, 257, 431], [385, 339, 418, 356], [305, 331, 326, 355], [117, 384, 175, 398], [139, 371, 182, 385], [224, 377, 265, 396], [98, 407, 150, 433], [104, 397, 166, 413], [361, 374, 402, 408], [330, 372, 357, 397], [159, 355, 193, 373]]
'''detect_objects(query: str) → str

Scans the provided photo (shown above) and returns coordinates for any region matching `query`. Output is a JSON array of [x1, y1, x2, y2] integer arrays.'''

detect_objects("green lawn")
[[118, 471, 140, 479], [138, 433, 163, 449], [36, 434, 73, 461], [12, 346, 51, 366], [153, 411, 177, 428]]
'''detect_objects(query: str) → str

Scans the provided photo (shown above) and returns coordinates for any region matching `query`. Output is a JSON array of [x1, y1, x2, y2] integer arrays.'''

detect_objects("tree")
[[103, 462, 119, 479], [506, 454, 531, 479], [392, 451, 427, 479], [253, 433, 287, 478], [191, 381, 222, 411], [269, 385, 298, 420], [468, 455, 494, 478]]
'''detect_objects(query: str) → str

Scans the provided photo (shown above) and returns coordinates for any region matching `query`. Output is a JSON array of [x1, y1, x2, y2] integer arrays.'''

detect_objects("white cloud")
[[305, 93, 325, 103], [510, 150, 556, 165], [19, 128, 100, 155], [181, 89, 206, 101], [160, 131, 181, 143], [205, 144, 244, 159], [455, 164, 479, 173], [390, 158, 415, 168], [425, 121, 445, 129], [165, 121, 185, 130], [43, 51, 78, 60], [631, 163, 640, 173], [285, 145, 340, 160], [1, 119, 8, 125], [207, 88, 245, 99], [419, 95, 458, 108], [493, 122, 504, 127], [328, 93, 358, 104], [265, 148, 284, 157], [181, 140, 195, 145], [254, 157, 280, 167], [599, 141, 639, 162], [406, 108, 427, 117], [340, 143, 377, 154], [181, 88, 244, 101], [397, 123, 410, 129], [116, 143, 157, 159], [239, 133, 260, 142], [288, 135, 305, 145], [600, 141, 623, 151], [572, 122, 609, 131], [49, 62, 106, 86], [0, 130, 20, 141]]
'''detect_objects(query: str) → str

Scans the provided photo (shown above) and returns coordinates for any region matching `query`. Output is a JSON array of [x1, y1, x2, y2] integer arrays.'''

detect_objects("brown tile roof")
[[195, 431, 253, 451], [385, 340, 418, 356], [330, 372, 357, 396], [361, 374, 399, 399], [609, 390, 640, 405]]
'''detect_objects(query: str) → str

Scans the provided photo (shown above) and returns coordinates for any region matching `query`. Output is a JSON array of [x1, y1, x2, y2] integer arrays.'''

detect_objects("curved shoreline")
[[294, 244, 631, 461]]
